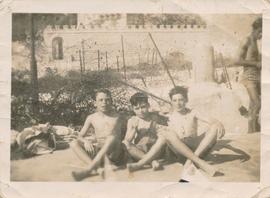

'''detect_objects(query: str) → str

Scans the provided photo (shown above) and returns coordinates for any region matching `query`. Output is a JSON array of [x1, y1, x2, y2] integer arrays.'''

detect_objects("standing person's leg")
[[256, 81, 261, 131], [245, 81, 261, 133]]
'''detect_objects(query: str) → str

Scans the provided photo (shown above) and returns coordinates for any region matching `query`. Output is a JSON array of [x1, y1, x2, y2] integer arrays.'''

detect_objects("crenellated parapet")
[[44, 23, 207, 33]]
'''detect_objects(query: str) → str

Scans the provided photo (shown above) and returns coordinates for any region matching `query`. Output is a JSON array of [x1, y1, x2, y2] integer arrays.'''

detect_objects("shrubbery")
[[11, 69, 131, 131]]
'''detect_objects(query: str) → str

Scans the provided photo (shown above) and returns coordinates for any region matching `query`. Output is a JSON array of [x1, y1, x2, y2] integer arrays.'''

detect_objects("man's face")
[[171, 93, 187, 112], [132, 102, 150, 119], [95, 92, 112, 113]]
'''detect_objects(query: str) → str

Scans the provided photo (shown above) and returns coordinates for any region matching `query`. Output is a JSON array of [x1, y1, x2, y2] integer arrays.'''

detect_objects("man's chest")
[[169, 113, 197, 132], [92, 116, 117, 136], [136, 119, 156, 135]]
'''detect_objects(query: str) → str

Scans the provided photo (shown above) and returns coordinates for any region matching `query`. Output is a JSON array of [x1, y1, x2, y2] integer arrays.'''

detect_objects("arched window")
[[52, 37, 63, 60]]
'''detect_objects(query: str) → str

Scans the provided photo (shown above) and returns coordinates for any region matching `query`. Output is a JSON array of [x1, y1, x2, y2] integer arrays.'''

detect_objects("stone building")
[[42, 13, 212, 81]]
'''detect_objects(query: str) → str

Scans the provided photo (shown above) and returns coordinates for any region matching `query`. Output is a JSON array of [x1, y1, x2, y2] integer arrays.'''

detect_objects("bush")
[[11, 69, 131, 131]]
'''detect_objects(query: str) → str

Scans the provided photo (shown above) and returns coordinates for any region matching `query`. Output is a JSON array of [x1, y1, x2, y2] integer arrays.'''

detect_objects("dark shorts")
[[241, 79, 261, 96], [164, 134, 205, 163], [181, 134, 205, 151]]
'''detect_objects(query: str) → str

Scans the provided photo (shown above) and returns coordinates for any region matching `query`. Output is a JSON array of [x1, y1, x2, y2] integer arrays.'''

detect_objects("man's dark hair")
[[130, 92, 148, 106], [169, 86, 188, 100], [93, 88, 112, 100], [252, 17, 262, 30]]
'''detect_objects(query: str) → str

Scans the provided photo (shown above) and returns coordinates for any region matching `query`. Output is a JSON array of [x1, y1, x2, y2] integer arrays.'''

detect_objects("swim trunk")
[[164, 134, 206, 163]]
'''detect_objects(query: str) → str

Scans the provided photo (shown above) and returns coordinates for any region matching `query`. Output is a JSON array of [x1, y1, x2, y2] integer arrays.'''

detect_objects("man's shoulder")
[[86, 112, 98, 120], [127, 115, 139, 124], [168, 108, 194, 118]]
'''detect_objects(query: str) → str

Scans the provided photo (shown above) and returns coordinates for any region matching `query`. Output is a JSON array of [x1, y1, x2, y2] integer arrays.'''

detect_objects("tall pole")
[[154, 50, 158, 64], [147, 48, 150, 64], [29, 14, 39, 116], [148, 32, 176, 87], [97, 50, 100, 71], [139, 45, 141, 64], [105, 51, 108, 71], [151, 48, 155, 66], [81, 40, 85, 72], [220, 53, 232, 89], [121, 35, 127, 81], [116, 56, 119, 72], [79, 50, 83, 82]]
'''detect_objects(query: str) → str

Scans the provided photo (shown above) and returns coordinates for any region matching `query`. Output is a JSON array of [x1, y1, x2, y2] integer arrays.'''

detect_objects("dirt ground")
[[10, 133, 260, 182]]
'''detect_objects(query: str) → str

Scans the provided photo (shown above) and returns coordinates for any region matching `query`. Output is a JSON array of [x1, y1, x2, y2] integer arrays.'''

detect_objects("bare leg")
[[72, 136, 117, 181], [165, 131, 217, 176], [127, 137, 166, 172], [184, 126, 218, 169], [125, 144, 146, 161], [70, 139, 92, 164], [245, 81, 260, 133]]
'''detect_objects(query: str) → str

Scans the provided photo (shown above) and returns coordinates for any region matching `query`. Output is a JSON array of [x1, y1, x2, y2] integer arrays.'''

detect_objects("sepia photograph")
[[10, 13, 262, 182], [151, 184, 270, 198]]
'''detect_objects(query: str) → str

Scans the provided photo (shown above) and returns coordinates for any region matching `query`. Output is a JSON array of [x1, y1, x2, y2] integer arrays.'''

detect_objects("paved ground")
[[10, 133, 260, 182]]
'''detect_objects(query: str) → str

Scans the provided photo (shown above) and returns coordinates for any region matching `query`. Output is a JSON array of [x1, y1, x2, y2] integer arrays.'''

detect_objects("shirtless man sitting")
[[124, 92, 219, 177], [70, 89, 126, 181], [167, 86, 225, 178]]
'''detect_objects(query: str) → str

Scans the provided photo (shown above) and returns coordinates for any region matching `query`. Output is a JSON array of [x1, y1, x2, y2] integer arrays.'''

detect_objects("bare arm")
[[195, 111, 225, 139], [122, 118, 137, 147], [76, 115, 96, 155], [77, 116, 93, 142], [235, 37, 261, 68]]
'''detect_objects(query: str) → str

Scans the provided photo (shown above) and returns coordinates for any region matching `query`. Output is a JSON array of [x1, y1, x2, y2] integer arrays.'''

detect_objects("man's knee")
[[162, 130, 177, 142], [157, 134, 167, 144], [207, 126, 219, 141]]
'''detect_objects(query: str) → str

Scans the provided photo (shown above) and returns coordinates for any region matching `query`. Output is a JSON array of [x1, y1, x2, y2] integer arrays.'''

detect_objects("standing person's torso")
[[242, 37, 261, 82]]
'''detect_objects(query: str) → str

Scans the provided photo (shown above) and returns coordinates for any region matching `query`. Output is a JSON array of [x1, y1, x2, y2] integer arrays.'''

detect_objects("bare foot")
[[181, 163, 208, 182], [151, 160, 162, 171], [199, 162, 218, 177], [97, 168, 105, 179], [185, 158, 218, 177], [72, 170, 89, 181], [183, 162, 196, 176]]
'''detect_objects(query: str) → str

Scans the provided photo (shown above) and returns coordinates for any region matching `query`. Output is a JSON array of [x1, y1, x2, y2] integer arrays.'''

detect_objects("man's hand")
[[83, 140, 95, 156], [122, 140, 131, 149], [213, 122, 225, 139]]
